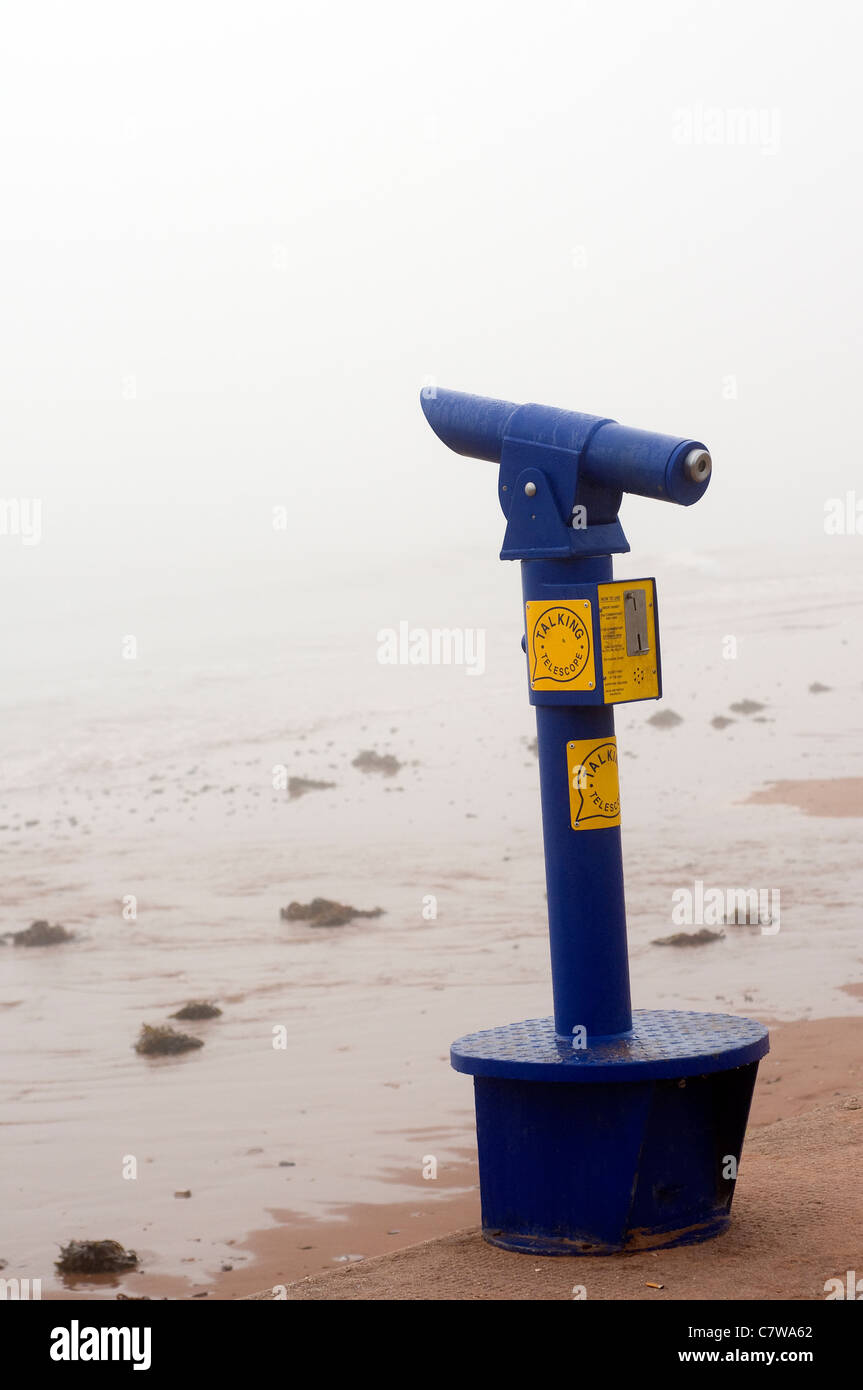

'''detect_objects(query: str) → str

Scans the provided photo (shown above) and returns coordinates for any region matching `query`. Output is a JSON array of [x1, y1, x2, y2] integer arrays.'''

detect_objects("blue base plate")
[[452, 1009, 769, 1083]]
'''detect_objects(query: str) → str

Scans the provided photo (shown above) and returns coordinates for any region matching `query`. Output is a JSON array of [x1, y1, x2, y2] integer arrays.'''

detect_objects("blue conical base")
[[452, 1010, 769, 1254]]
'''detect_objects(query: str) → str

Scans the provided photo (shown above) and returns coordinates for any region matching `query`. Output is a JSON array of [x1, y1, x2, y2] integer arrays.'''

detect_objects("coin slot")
[[623, 588, 650, 656]]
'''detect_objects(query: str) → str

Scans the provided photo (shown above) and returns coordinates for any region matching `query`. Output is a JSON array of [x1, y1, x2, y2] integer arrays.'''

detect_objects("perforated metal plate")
[[451, 1009, 769, 1083]]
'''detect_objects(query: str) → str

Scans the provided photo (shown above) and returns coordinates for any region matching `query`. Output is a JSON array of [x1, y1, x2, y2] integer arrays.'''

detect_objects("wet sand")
[[256, 1094, 863, 1300], [745, 778, 863, 818], [40, 1014, 863, 1300], [2, 542, 862, 1300], [244, 1025, 863, 1303]]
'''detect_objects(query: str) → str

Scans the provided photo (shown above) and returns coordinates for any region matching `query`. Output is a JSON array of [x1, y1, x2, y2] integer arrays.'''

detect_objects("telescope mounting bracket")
[[498, 435, 630, 562]]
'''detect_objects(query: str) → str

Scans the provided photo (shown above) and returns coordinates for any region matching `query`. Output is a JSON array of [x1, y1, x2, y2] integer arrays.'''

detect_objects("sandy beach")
[[2, 538, 861, 1300], [249, 1092, 863, 1302]]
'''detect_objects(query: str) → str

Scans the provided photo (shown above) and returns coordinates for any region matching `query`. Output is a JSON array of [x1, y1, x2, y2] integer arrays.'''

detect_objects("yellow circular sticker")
[[528, 605, 592, 687], [567, 737, 621, 830]]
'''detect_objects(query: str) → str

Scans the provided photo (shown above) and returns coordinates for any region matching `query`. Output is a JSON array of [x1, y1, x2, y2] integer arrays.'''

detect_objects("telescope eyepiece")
[[683, 448, 712, 484]]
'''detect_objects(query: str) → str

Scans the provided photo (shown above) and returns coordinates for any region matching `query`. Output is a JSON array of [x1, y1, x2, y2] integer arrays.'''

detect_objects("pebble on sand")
[[134, 1024, 204, 1056], [56, 1239, 138, 1274], [280, 898, 384, 928], [651, 928, 724, 947], [710, 715, 735, 730], [11, 920, 75, 946], [170, 1001, 222, 1021]]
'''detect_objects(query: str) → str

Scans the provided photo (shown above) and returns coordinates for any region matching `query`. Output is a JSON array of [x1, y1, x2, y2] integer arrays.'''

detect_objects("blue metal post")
[[525, 555, 631, 1040]]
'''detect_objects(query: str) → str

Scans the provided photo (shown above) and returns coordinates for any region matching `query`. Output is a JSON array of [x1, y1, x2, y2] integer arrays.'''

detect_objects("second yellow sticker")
[[567, 736, 621, 831]]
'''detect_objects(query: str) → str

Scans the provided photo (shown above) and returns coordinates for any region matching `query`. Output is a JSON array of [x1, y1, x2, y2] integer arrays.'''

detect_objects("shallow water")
[[2, 538, 861, 1295]]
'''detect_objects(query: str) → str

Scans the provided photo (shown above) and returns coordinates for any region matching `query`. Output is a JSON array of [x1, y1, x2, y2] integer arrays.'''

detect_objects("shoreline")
[[255, 1081, 862, 1302], [8, 548, 861, 1304], [41, 1013, 862, 1300]]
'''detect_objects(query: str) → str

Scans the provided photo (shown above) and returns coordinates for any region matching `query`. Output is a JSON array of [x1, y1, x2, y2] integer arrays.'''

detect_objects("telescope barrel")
[[420, 389, 518, 461], [421, 387, 711, 506]]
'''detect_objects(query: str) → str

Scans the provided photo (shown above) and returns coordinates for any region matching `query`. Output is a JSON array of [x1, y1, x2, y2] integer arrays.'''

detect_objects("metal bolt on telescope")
[[422, 387, 769, 1255]]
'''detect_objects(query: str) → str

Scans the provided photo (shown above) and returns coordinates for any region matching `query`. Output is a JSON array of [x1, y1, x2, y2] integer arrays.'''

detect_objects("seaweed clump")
[[351, 750, 401, 776], [288, 777, 336, 800], [280, 898, 384, 928], [646, 710, 683, 730], [12, 920, 75, 946], [651, 928, 724, 947], [56, 1240, 138, 1275], [170, 1001, 222, 1021], [134, 1024, 204, 1056]]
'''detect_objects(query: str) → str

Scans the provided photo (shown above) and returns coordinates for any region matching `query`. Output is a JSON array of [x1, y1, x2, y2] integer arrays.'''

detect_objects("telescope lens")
[[683, 449, 712, 483]]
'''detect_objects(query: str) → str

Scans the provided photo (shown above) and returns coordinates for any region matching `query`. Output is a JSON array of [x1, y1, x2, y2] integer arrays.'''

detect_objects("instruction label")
[[525, 601, 596, 692], [567, 736, 621, 831], [597, 579, 659, 703]]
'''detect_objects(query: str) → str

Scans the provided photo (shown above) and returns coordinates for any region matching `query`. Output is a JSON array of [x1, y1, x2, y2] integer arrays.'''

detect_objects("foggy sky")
[[1, 0, 860, 593]]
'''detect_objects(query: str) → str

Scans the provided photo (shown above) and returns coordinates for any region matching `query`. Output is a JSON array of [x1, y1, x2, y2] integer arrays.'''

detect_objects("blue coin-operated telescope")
[[422, 388, 769, 1255]]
